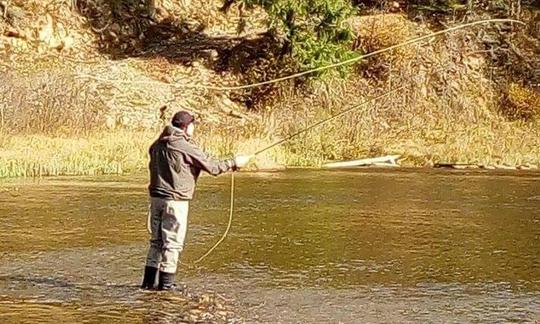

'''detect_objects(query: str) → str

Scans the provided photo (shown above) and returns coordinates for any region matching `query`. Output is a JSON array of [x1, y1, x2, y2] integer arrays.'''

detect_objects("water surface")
[[0, 169, 539, 323]]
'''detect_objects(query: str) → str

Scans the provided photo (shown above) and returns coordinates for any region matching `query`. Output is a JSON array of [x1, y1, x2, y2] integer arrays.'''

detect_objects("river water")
[[0, 169, 539, 323]]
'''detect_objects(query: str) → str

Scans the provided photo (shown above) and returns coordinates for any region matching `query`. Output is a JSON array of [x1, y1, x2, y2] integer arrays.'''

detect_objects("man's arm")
[[184, 142, 236, 176]]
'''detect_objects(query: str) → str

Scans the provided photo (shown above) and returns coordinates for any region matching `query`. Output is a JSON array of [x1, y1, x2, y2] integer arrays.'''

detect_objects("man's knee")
[[162, 242, 184, 252]]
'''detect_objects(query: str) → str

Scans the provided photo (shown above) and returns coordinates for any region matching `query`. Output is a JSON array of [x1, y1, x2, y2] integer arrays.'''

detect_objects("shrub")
[[239, 0, 359, 76]]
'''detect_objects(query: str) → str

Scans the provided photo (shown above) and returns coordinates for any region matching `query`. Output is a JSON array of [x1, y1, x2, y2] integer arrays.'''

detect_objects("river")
[[0, 169, 539, 323]]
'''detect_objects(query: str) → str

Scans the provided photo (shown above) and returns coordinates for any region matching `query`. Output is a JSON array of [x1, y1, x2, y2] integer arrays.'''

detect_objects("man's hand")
[[234, 155, 253, 168]]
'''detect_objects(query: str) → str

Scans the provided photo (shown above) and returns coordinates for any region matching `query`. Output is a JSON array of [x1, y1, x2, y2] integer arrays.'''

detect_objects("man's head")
[[171, 111, 197, 136]]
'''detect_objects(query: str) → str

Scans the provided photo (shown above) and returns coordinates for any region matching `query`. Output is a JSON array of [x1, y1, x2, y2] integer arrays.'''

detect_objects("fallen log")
[[322, 155, 400, 168]]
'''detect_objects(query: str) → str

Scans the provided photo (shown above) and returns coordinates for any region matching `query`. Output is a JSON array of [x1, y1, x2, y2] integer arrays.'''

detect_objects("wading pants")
[[145, 197, 189, 274]]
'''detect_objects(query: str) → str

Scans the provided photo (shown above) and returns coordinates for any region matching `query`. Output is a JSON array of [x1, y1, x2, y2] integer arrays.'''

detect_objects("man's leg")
[[141, 197, 164, 289], [158, 200, 189, 290]]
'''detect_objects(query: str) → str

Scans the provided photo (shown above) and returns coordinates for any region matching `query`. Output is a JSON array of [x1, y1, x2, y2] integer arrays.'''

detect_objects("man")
[[141, 110, 251, 291]]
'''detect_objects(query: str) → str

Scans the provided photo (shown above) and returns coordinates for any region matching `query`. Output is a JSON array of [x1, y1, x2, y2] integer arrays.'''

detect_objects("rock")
[[1, 3, 25, 21], [450, 164, 480, 169], [518, 164, 538, 170]]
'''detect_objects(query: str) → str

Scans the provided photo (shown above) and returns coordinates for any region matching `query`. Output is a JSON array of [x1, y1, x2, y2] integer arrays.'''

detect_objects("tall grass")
[[1, 103, 539, 178], [0, 130, 154, 177], [0, 69, 105, 134]]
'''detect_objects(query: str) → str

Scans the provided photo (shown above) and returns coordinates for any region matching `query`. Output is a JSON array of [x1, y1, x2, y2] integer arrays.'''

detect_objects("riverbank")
[[1, 115, 538, 178], [1, 2, 539, 178]]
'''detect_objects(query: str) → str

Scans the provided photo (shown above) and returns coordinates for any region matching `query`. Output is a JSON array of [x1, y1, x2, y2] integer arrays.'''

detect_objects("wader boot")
[[158, 271, 186, 292], [141, 266, 159, 290]]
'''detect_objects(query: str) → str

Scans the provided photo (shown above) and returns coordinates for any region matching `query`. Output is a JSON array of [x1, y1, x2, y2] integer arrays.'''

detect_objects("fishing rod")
[[252, 86, 404, 157], [78, 19, 523, 91], [192, 86, 402, 264]]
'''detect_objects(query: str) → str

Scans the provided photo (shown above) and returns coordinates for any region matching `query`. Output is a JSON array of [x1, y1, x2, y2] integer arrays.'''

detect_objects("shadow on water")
[[0, 275, 138, 290]]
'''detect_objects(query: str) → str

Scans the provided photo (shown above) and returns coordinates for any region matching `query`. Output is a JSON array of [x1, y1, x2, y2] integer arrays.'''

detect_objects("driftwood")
[[323, 155, 400, 168], [434, 163, 537, 170]]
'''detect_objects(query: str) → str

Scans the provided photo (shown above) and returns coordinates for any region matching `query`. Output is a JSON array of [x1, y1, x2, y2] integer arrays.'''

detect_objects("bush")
[[239, 0, 359, 76]]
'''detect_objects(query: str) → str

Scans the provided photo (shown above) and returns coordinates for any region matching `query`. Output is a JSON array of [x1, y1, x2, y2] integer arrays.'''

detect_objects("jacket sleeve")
[[183, 142, 236, 176]]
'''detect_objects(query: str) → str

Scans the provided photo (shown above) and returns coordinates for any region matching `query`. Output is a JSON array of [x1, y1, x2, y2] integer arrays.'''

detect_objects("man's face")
[[186, 123, 195, 137]]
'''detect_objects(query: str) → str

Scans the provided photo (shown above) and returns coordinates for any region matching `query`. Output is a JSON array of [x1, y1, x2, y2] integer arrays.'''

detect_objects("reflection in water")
[[0, 169, 539, 322]]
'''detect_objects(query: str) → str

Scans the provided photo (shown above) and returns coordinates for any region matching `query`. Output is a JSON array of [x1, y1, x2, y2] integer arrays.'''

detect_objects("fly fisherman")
[[141, 111, 252, 291]]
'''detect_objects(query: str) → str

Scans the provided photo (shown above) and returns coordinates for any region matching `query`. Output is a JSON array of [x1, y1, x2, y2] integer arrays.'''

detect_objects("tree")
[[235, 0, 359, 75]]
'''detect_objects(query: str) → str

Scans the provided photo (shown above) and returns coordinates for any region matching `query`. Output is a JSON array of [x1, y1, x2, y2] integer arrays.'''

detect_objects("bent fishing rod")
[[157, 17, 525, 264], [251, 86, 403, 157]]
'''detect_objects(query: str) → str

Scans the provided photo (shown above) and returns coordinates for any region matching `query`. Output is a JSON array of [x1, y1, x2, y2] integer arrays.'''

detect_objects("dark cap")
[[171, 111, 197, 129]]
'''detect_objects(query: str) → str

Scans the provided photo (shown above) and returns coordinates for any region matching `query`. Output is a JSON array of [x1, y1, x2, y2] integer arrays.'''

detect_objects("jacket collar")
[[158, 125, 191, 142]]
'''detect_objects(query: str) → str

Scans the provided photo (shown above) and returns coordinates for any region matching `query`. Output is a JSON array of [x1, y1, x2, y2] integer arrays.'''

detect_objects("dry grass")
[[258, 80, 540, 168], [503, 83, 540, 120], [0, 126, 290, 177], [3, 115, 538, 178], [0, 68, 105, 134], [0, 102, 538, 178], [0, 130, 154, 177]]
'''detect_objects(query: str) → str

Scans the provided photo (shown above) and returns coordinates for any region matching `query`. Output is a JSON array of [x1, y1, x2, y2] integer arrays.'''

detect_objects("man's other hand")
[[234, 155, 253, 168]]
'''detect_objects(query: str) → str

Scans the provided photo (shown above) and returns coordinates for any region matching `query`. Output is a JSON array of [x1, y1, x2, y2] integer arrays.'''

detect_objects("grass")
[[1, 111, 538, 178], [0, 131, 154, 177], [0, 127, 294, 177]]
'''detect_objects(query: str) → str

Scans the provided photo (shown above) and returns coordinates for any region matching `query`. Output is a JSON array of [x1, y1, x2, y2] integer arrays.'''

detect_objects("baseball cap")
[[171, 111, 198, 129]]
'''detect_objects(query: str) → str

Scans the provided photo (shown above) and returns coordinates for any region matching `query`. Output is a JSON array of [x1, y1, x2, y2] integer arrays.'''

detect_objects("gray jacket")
[[148, 125, 235, 200]]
